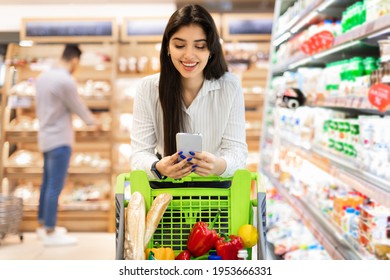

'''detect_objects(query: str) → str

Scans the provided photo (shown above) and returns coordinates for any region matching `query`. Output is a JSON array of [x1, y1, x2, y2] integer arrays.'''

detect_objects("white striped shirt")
[[130, 72, 248, 178]]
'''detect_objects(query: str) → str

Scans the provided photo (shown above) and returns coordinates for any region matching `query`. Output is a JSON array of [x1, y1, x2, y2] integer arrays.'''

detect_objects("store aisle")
[[0, 232, 115, 260]]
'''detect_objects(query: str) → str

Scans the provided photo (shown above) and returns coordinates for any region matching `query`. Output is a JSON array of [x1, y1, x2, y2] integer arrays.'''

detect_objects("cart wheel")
[[19, 234, 24, 242]]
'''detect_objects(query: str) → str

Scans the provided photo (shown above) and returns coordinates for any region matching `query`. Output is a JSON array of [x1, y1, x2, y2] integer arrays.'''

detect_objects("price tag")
[[7, 95, 33, 108], [368, 83, 390, 112]]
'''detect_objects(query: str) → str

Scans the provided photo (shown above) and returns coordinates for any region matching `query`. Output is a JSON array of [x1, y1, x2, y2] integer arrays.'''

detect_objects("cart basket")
[[115, 169, 266, 260]]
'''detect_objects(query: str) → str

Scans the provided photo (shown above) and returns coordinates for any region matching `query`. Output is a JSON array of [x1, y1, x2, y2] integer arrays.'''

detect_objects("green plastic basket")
[[115, 169, 266, 260]]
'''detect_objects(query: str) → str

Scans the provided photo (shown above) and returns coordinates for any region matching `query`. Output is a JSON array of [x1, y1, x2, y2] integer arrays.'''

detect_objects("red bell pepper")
[[187, 210, 221, 257], [215, 232, 244, 260], [175, 250, 209, 260], [175, 250, 191, 260]]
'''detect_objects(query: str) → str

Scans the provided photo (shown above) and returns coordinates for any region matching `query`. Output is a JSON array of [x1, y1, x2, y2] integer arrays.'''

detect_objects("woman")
[[130, 4, 248, 179]]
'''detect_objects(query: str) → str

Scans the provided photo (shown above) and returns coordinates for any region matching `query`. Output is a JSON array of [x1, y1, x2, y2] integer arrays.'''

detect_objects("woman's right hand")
[[156, 152, 193, 179]]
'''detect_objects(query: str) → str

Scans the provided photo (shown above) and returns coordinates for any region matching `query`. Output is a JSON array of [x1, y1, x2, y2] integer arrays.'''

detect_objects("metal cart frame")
[[115, 169, 266, 260]]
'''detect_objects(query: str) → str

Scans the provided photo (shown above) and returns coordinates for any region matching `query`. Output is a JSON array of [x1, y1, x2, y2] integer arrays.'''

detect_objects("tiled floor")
[[0, 232, 115, 260]]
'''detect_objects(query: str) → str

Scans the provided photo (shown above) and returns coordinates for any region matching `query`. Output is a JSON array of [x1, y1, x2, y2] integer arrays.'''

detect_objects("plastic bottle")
[[237, 249, 248, 260], [342, 207, 356, 233], [349, 209, 361, 239]]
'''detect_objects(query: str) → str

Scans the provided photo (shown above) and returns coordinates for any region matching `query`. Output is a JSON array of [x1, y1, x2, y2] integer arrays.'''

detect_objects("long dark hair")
[[159, 4, 228, 156]]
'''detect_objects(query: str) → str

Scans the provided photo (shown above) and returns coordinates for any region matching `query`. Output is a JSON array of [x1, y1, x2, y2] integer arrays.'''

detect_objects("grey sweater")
[[35, 67, 96, 152]]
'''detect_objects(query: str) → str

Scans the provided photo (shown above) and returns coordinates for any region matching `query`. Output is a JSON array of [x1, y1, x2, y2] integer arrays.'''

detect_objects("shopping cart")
[[115, 169, 267, 260], [0, 195, 24, 245]]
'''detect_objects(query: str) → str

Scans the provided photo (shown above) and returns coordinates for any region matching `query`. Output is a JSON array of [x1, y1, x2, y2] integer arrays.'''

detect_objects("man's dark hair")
[[61, 44, 82, 61]]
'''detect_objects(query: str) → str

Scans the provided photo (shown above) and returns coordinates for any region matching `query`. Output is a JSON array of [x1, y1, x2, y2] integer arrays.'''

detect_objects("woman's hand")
[[187, 151, 226, 176], [156, 152, 193, 179]]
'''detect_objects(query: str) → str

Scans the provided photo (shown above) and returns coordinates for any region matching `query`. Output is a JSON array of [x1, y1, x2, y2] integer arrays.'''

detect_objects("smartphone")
[[176, 132, 202, 161]]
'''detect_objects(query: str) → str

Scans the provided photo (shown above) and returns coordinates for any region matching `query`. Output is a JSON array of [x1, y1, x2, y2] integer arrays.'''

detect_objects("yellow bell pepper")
[[145, 246, 175, 260]]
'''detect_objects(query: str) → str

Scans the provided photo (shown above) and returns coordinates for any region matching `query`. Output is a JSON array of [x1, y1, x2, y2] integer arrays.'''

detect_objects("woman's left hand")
[[188, 151, 226, 176]]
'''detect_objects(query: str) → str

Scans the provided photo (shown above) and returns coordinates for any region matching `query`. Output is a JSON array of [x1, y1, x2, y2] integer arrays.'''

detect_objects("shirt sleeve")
[[60, 79, 96, 126], [219, 80, 248, 177], [129, 79, 159, 179]]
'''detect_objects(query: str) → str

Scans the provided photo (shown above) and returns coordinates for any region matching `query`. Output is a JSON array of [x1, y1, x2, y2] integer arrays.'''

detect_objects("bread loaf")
[[144, 193, 172, 247], [126, 191, 146, 260]]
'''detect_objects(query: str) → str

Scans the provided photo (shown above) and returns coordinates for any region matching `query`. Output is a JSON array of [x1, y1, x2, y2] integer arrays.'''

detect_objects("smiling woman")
[[130, 4, 248, 180], [168, 24, 210, 81]]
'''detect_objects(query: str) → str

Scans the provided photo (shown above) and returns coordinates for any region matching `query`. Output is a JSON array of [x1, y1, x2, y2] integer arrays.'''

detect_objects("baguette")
[[126, 191, 146, 260], [144, 193, 172, 247]]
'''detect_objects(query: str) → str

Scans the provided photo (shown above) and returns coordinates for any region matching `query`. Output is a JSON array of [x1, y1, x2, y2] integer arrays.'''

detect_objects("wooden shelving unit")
[[0, 18, 118, 232]]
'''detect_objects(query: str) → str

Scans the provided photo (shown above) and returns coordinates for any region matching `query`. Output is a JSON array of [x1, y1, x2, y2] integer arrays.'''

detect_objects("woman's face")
[[168, 24, 210, 80]]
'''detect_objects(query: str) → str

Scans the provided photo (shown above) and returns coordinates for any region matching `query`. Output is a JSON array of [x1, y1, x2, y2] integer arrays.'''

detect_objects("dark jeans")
[[38, 146, 71, 229]]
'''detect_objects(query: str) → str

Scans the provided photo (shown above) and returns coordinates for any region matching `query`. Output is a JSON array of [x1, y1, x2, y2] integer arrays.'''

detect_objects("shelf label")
[[368, 83, 390, 112]]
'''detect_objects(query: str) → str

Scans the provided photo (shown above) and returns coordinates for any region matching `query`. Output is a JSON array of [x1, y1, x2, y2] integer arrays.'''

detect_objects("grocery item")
[[144, 193, 172, 247], [374, 241, 390, 260], [187, 210, 220, 257], [237, 224, 258, 248], [126, 192, 146, 260], [215, 233, 244, 260], [145, 245, 175, 260], [175, 250, 192, 260], [237, 249, 249, 260]]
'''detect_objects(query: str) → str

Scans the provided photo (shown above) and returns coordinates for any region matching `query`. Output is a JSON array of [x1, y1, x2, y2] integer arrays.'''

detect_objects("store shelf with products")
[[261, 0, 390, 260], [264, 173, 334, 260], [0, 42, 117, 232], [263, 168, 364, 260], [272, 3, 389, 75]]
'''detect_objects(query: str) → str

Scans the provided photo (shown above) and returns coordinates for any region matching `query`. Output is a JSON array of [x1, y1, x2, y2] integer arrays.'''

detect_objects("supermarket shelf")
[[6, 96, 110, 110], [312, 102, 390, 116], [5, 130, 111, 142], [272, 14, 388, 74], [20, 207, 111, 232], [262, 168, 364, 260], [23, 201, 111, 212], [312, 146, 390, 208], [275, 0, 360, 43], [335, 13, 390, 46], [4, 166, 111, 179], [274, 0, 322, 41], [266, 241, 283, 260], [281, 137, 390, 208]]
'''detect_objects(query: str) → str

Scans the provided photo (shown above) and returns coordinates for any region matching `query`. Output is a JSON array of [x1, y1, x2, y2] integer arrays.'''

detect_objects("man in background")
[[35, 44, 99, 246]]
